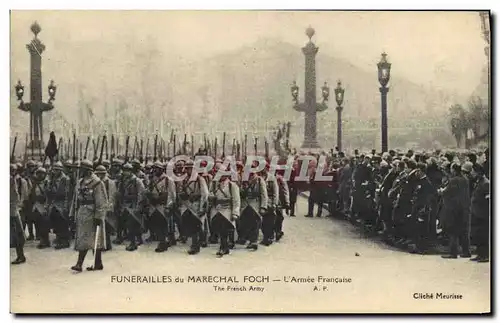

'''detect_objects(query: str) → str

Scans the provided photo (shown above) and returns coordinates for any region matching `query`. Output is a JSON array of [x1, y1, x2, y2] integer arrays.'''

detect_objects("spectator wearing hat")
[[47, 161, 71, 249], [71, 159, 108, 272], [470, 164, 490, 262], [439, 163, 471, 259]]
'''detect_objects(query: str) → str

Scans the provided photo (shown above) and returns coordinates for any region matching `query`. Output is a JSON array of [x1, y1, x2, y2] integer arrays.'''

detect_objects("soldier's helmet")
[[16, 162, 23, 170], [131, 158, 141, 166], [53, 161, 64, 171], [35, 167, 47, 175], [153, 160, 164, 170], [112, 158, 123, 167], [80, 159, 93, 171], [102, 160, 111, 168], [64, 159, 73, 168], [95, 165, 107, 175], [26, 160, 36, 168], [122, 163, 133, 171], [461, 161, 473, 174]]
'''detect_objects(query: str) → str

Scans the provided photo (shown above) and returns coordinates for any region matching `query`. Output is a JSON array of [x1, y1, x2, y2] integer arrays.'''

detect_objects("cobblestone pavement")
[[10, 197, 490, 314]]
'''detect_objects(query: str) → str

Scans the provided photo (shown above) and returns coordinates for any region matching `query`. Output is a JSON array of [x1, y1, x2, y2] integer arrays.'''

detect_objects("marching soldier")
[[199, 160, 214, 247], [118, 163, 146, 251], [71, 160, 107, 272], [208, 163, 240, 257], [47, 161, 71, 249], [238, 164, 268, 250], [95, 165, 117, 251], [260, 164, 279, 246], [30, 167, 50, 249], [274, 165, 290, 242], [14, 163, 29, 239], [25, 160, 38, 240], [178, 161, 209, 255], [11, 164, 26, 265], [145, 161, 176, 252]]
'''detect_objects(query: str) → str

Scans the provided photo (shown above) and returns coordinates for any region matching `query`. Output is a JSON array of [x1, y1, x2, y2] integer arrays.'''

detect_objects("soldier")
[[118, 163, 146, 251], [110, 159, 127, 244], [470, 164, 489, 262], [287, 160, 299, 217], [208, 163, 241, 257], [260, 164, 279, 245], [274, 165, 290, 242], [199, 160, 214, 248], [378, 160, 401, 236], [178, 161, 209, 255], [95, 165, 117, 251], [30, 167, 50, 249], [145, 161, 176, 252], [14, 163, 29, 239], [338, 157, 353, 215], [24, 160, 38, 240], [11, 164, 26, 265], [71, 160, 107, 272], [47, 161, 71, 249], [238, 164, 268, 251]]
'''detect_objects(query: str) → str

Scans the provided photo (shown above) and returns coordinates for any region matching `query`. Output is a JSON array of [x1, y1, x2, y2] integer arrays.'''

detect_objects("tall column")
[[380, 86, 389, 153]]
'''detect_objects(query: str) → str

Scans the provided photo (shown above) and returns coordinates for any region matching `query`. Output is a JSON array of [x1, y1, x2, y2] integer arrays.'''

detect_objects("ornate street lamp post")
[[377, 52, 391, 153], [15, 21, 56, 151], [291, 27, 329, 149], [334, 81, 345, 152]]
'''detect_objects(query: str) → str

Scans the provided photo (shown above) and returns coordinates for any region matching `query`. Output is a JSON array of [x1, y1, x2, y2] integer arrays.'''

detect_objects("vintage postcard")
[[9, 10, 491, 314]]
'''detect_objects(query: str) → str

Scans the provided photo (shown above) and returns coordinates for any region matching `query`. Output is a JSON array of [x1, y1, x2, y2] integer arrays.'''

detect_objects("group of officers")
[[10, 152, 294, 272], [306, 148, 490, 263]]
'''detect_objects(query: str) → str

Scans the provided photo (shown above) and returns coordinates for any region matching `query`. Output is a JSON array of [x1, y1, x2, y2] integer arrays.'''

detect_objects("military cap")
[[64, 159, 74, 167], [131, 158, 141, 166], [461, 161, 473, 173], [95, 165, 107, 174], [122, 163, 133, 171], [102, 160, 110, 167], [53, 161, 64, 170], [80, 159, 93, 171]]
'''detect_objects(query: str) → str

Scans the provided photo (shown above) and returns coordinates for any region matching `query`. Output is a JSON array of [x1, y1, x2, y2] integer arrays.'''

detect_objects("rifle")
[[139, 139, 144, 163], [222, 132, 226, 158], [231, 138, 236, 156], [105, 135, 109, 161], [11, 134, 17, 163], [183, 134, 187, 154], [110, 134, 115, 161], [83, 136, 91, 160], [153, 133, 158, 162], [145, 138, 150, 165], [173, 134, 177, 156], [236, 141, 241, 161], [57, 137, 63, 161], [265, 139, 269, 159], [124, 135, 130, 163], [214, 138, 218, 159], [72, 132, 77, 164], [285, 122, 291, 151], [254, 137, 258, 156], [132, 136, 138, 160], [98, 135, 106, 165], [191, 135, 194, 157], [244, 134, 248, 160], [204, 133, 207, 150], [79, 140, 83, 161]]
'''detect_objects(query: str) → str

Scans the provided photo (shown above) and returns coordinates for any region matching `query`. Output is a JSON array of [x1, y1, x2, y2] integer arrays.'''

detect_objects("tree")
[[467, 95, 489, 141], [449, 104, 468, 148]]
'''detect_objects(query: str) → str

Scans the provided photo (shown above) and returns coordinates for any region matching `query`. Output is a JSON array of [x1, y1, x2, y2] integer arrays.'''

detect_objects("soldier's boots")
[[228, 231, 235, 249], [246, 242, 258, 251], [275, 231, 284, 242], [260, 238, 273, 246], [11, 247, 26, 265], [155, 241, 169, 253], [188, 235, 201, 255], [216, 248, 230, 258], [71, 250, 88, 272], [126, 239, 138, 251], [167, 234, 177, 247], [87, 251, 104, 271]]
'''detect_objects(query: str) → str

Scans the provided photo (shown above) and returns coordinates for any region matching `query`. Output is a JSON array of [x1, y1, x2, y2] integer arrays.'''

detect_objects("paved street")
[[11, 196, 490, 314]]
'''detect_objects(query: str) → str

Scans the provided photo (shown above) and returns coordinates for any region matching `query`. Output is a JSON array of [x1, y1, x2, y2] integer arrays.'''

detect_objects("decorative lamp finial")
[[306, 26, 315, 41], [30, 21, 41, 37]]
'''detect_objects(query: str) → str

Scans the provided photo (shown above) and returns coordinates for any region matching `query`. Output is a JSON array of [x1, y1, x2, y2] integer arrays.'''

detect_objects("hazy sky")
[[11, 10, 487, 95]]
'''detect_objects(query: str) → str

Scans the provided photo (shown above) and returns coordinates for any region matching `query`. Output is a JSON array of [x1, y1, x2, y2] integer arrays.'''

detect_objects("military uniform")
[[11, 165, 26, 265], [178, 162, 209, 255], [30, 168, 50, 248], [261, 170, 279, 245], [72, 160, 107, 272], [95, 165, 117, 251], [146, 161, 177, 252], [47, 161, 71, 249], [118, 163, 146, 251], [238, 173, 268, 250], [208, 174, 240, 257], [274, 172, 290, 242]]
